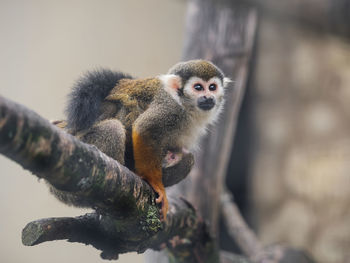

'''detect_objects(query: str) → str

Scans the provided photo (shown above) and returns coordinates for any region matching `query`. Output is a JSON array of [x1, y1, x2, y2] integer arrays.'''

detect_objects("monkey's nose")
[[197, 97, 215, 111]]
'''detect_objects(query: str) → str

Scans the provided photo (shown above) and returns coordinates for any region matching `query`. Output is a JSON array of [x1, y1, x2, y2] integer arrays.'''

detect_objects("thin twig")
[[221, 190, 316, 263], [221, 190, 263, 260]]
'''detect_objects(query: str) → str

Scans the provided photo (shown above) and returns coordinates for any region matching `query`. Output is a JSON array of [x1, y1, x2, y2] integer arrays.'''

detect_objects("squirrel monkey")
[[55, 60, 230, 219]]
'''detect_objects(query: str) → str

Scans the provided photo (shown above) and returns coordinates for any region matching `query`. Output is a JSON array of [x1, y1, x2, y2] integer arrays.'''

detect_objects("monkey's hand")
[[151, 176, 169, 221], [162, 151, 183, 168], [162, 148, 190, 168]]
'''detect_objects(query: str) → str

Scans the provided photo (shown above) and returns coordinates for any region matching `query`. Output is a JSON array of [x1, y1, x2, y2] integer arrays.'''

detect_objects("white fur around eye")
[[207, 77, 224, 96], [183, 77, 207, 97]]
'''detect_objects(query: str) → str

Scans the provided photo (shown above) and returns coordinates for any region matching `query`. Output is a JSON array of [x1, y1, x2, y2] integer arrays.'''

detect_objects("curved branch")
[[221, 190, 315, 263], [221, 191, 263, 259], [0, 95, 192, 215], [22, 197, 217, 261], [0, 95, 222, 262], [0, 96, 150, 214]]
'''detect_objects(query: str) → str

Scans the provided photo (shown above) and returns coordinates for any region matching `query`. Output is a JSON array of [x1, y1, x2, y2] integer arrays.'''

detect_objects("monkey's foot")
[[162, 150, 183, 168], [155, 192, 169, 220]]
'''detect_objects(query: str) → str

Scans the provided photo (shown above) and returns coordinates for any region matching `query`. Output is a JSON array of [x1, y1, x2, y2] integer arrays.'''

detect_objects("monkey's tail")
[[65, 69, 132, 132]]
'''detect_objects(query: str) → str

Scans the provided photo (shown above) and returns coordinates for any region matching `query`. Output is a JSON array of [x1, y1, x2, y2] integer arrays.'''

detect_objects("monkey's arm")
[[132, 129, 167, 219], [132, 105, 179, 219]]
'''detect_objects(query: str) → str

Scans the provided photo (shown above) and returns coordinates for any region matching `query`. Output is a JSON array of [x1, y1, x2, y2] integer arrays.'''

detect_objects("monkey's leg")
[[132, 130, 168, 220], [78, 119, 126, 164], [49, 119, 125, 208]]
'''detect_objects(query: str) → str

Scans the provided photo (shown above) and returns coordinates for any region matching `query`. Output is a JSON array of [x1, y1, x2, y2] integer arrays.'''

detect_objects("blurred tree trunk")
[[146, 0, 258, 262], [179, 0, 256, 237]]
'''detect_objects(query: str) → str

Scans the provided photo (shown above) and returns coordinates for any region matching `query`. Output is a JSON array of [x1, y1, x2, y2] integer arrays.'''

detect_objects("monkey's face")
[[182, 76, 225, 115], [162, 60, 231, 123]]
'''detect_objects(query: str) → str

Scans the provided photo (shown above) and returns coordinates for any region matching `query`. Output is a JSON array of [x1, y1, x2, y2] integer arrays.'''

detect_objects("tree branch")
[[21, 197, 212, 261], [0, 95, 220, 261], [0, 94, 193, 213], [221, 191, 316, 263], [221, 190, 263, 260]]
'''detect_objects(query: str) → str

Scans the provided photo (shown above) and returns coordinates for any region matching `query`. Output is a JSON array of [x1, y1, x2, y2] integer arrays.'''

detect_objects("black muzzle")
[[197, 97, 215, 111]]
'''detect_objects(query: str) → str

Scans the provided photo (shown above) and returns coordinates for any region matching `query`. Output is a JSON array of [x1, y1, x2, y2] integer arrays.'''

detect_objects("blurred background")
[[0, 0, 186, 262], [1, 1, 350, 263]]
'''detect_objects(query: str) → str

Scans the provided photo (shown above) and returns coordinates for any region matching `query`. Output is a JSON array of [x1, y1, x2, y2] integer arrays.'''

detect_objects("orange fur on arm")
[[132, 129, 168, 219]]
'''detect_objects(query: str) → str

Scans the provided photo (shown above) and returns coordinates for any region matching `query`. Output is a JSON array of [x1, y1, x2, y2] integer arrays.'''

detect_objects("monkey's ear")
[[159, 74, 182, 105], [223, 77, 233, 88]]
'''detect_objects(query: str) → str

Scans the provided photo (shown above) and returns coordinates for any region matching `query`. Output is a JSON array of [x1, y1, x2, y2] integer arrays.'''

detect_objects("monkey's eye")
[[209, 84, 217, 91], [194, 83, 204, 91]]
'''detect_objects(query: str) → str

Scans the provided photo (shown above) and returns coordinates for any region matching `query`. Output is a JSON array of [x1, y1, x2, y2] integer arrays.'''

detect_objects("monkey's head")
[[160, 60, 231, 122]]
